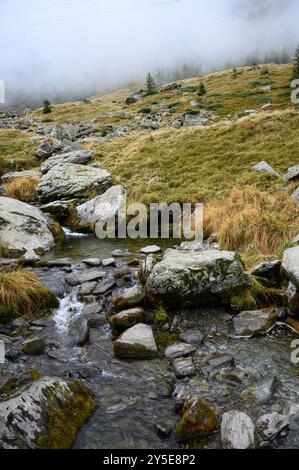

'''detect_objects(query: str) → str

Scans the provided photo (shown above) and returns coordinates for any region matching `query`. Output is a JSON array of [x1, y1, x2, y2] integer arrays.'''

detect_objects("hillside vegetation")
[[1, 63, 298, 266]]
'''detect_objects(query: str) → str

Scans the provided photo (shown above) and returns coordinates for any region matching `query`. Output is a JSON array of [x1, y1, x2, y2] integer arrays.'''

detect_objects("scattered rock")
[[283, 165, 299, 183], [165, 342, 196, 359], [111, 249, 132, 257], [113, 323, 158, 359], [146, 248, 251, 307], [175, 398, 218, 443], [233, 309, 277, 337], [173, 356, 196, 378], [241, 374, 276, 404], [184, 113, 209, 126], [200, 352, 234, 378], [140, 245, 161, 255], [255, 413, 289, 444], [260, 103, 272, 110], [69, 317, 89, 346], [112, 285, 145, 310], [93, 276, 116, 295], [102, 258, 116, 267], [65, 269, 106, 286], [221, 411, 255, 449], [251, 161, 280, 177], [36, 138, 64, 159], [21, 336, 45, 355], [82, 258, 102, 267], [180, 329, 204, 346], [109, 307, 144, 329], [0, 197, 55, 256]]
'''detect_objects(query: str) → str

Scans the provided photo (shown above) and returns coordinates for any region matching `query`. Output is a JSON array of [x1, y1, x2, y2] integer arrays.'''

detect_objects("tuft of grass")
[[4, 176, 40, 202], [204, 186, 299, 261], [0, 244, 10, 258], [231, 276, 282, 311], [155, 304, 168, 323], [0, 270, 58, 322]]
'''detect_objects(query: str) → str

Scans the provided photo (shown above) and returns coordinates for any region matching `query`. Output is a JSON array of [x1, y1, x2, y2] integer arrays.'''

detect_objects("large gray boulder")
[[283, 165, 299, 183], [113, 323, 158, 359], [76, 185, 126, 226], [184, 112, 208, 126], [221, 411, 255, 449], [37, 163, 112, 202], [40, 150, 93, 174], [0, 377, 95, 449], [146, 249, 251, 307], [0, 197, 55, 256]]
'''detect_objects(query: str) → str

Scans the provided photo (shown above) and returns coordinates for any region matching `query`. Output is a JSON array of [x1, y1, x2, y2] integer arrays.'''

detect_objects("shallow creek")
[[6, 234, 299, 449]]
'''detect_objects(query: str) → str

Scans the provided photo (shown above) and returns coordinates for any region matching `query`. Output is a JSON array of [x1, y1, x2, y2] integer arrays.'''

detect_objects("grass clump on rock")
[[4, 176, 40, 203], [0, 269, 58, 322]]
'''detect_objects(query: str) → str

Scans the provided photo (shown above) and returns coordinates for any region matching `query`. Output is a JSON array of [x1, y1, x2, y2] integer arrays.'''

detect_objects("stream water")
[[11, 234, 299, 448]]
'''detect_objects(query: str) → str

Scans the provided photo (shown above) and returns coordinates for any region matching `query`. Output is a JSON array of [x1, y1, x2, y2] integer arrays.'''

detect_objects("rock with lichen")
[[175, 398, 218, 443], [0, 376, 96, 449]]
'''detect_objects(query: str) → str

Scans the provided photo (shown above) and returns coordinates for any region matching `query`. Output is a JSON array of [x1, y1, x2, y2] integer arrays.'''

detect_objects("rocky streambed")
[[1, 234, 299, 449]]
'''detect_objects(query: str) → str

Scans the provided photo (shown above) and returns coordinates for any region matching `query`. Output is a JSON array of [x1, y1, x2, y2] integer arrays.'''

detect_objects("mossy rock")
[[175, 399, 218, 443]]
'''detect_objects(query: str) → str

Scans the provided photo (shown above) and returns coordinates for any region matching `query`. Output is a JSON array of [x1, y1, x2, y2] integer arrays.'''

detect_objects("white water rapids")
[[53, 294, 84, 334]]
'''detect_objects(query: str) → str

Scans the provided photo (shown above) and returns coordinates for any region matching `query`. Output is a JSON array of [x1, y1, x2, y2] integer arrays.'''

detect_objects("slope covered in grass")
[[0, 129, 38, 175]]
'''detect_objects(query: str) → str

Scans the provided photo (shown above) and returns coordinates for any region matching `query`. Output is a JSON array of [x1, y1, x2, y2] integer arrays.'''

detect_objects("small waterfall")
[[62, 227, 88, 238], [53, 294, 84, 334]]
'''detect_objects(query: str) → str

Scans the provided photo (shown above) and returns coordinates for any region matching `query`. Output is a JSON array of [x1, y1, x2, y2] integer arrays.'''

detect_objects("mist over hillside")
[[1, 0, 298, 106]]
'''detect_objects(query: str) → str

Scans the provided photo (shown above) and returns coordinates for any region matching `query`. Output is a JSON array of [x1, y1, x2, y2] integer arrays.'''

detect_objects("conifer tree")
[[198, 81, 206, 96], [146, 73, 158, 95], [43, 100, 52, 114]]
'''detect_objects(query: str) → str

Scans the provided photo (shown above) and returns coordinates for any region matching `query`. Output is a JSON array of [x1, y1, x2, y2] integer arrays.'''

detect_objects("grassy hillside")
[[2, 63, 298, 266], [0, 129, 38, 175]]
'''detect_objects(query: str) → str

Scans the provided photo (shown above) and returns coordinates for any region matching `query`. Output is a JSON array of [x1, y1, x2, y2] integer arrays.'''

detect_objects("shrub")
[[43, 100, 52, 114], [198, 81, 206, 96], [0, 270, 58, 322], [4, 176, 40, 202]]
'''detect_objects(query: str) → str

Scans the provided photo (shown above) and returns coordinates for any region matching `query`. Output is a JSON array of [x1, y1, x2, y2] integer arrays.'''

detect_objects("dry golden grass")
[[0, 270, 58, 322], [204, 186, 299, 262], [0, 129, 38, 175], [4, 176, 40, 202]]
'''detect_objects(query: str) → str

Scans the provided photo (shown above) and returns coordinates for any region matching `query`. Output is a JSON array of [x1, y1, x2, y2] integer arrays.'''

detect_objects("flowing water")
[[17, 235, 299, 448]]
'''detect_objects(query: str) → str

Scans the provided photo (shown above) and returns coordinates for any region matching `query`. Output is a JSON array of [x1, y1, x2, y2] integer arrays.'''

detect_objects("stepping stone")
[[165, 342, 196, 359]]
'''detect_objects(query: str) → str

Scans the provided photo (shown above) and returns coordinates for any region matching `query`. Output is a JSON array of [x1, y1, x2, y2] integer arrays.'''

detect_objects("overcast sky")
[[0, 0, 298, 105]]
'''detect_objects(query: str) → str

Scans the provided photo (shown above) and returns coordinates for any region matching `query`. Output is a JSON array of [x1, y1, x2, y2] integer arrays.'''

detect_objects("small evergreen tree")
[[293, 44, 299, 78], [43, 100, 52, 114], [146, 73, 157, 95], [198, 81, 206, 96], [232, 68, 238, 79]]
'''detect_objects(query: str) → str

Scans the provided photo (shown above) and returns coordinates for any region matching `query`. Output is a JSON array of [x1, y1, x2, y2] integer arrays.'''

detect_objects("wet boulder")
[[109, 307, 144, 330], [165, 342, 196, 360], [37, 163, 112, 202], [112, 284, 145, 310], [146, 249, 251, 307], [173, 357, 196, 379], [21, 336, 45, 355], [0, 197, 55, 256], [113, 323, 158, 359], [200, 352, 234, 379], [0, 377, 96, 449], [221, 411, 255, 449]]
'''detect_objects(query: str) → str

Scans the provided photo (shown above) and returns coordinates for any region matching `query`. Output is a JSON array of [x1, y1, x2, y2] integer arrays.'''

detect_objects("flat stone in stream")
[[21, 336, 45, 356], [200, 352, 234, 378], [47, 259, 72, 268], [109, 307, 144, 329], [102, 257, 115, 267], [221, 411, 255, 449], [111, 249, 133, 257], [82, 258, 102, 267], [112, 285, 145, 310], [79, 281, 98, 296], [140, 245, 161, 255], [0, 377, 96, 449], [93, 276, 116, 295], [113, 323, 158, 359], [233, 309, 278, 338], [180, 329, 204, 346], [65, 269, 106, 286], [69, 317, 89, 346], [165, 342, 196, 359], [173, 357, 196, 378]]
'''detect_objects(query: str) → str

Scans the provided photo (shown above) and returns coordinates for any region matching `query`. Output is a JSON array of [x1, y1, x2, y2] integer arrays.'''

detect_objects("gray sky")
[[0, 0, 298, 105]]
